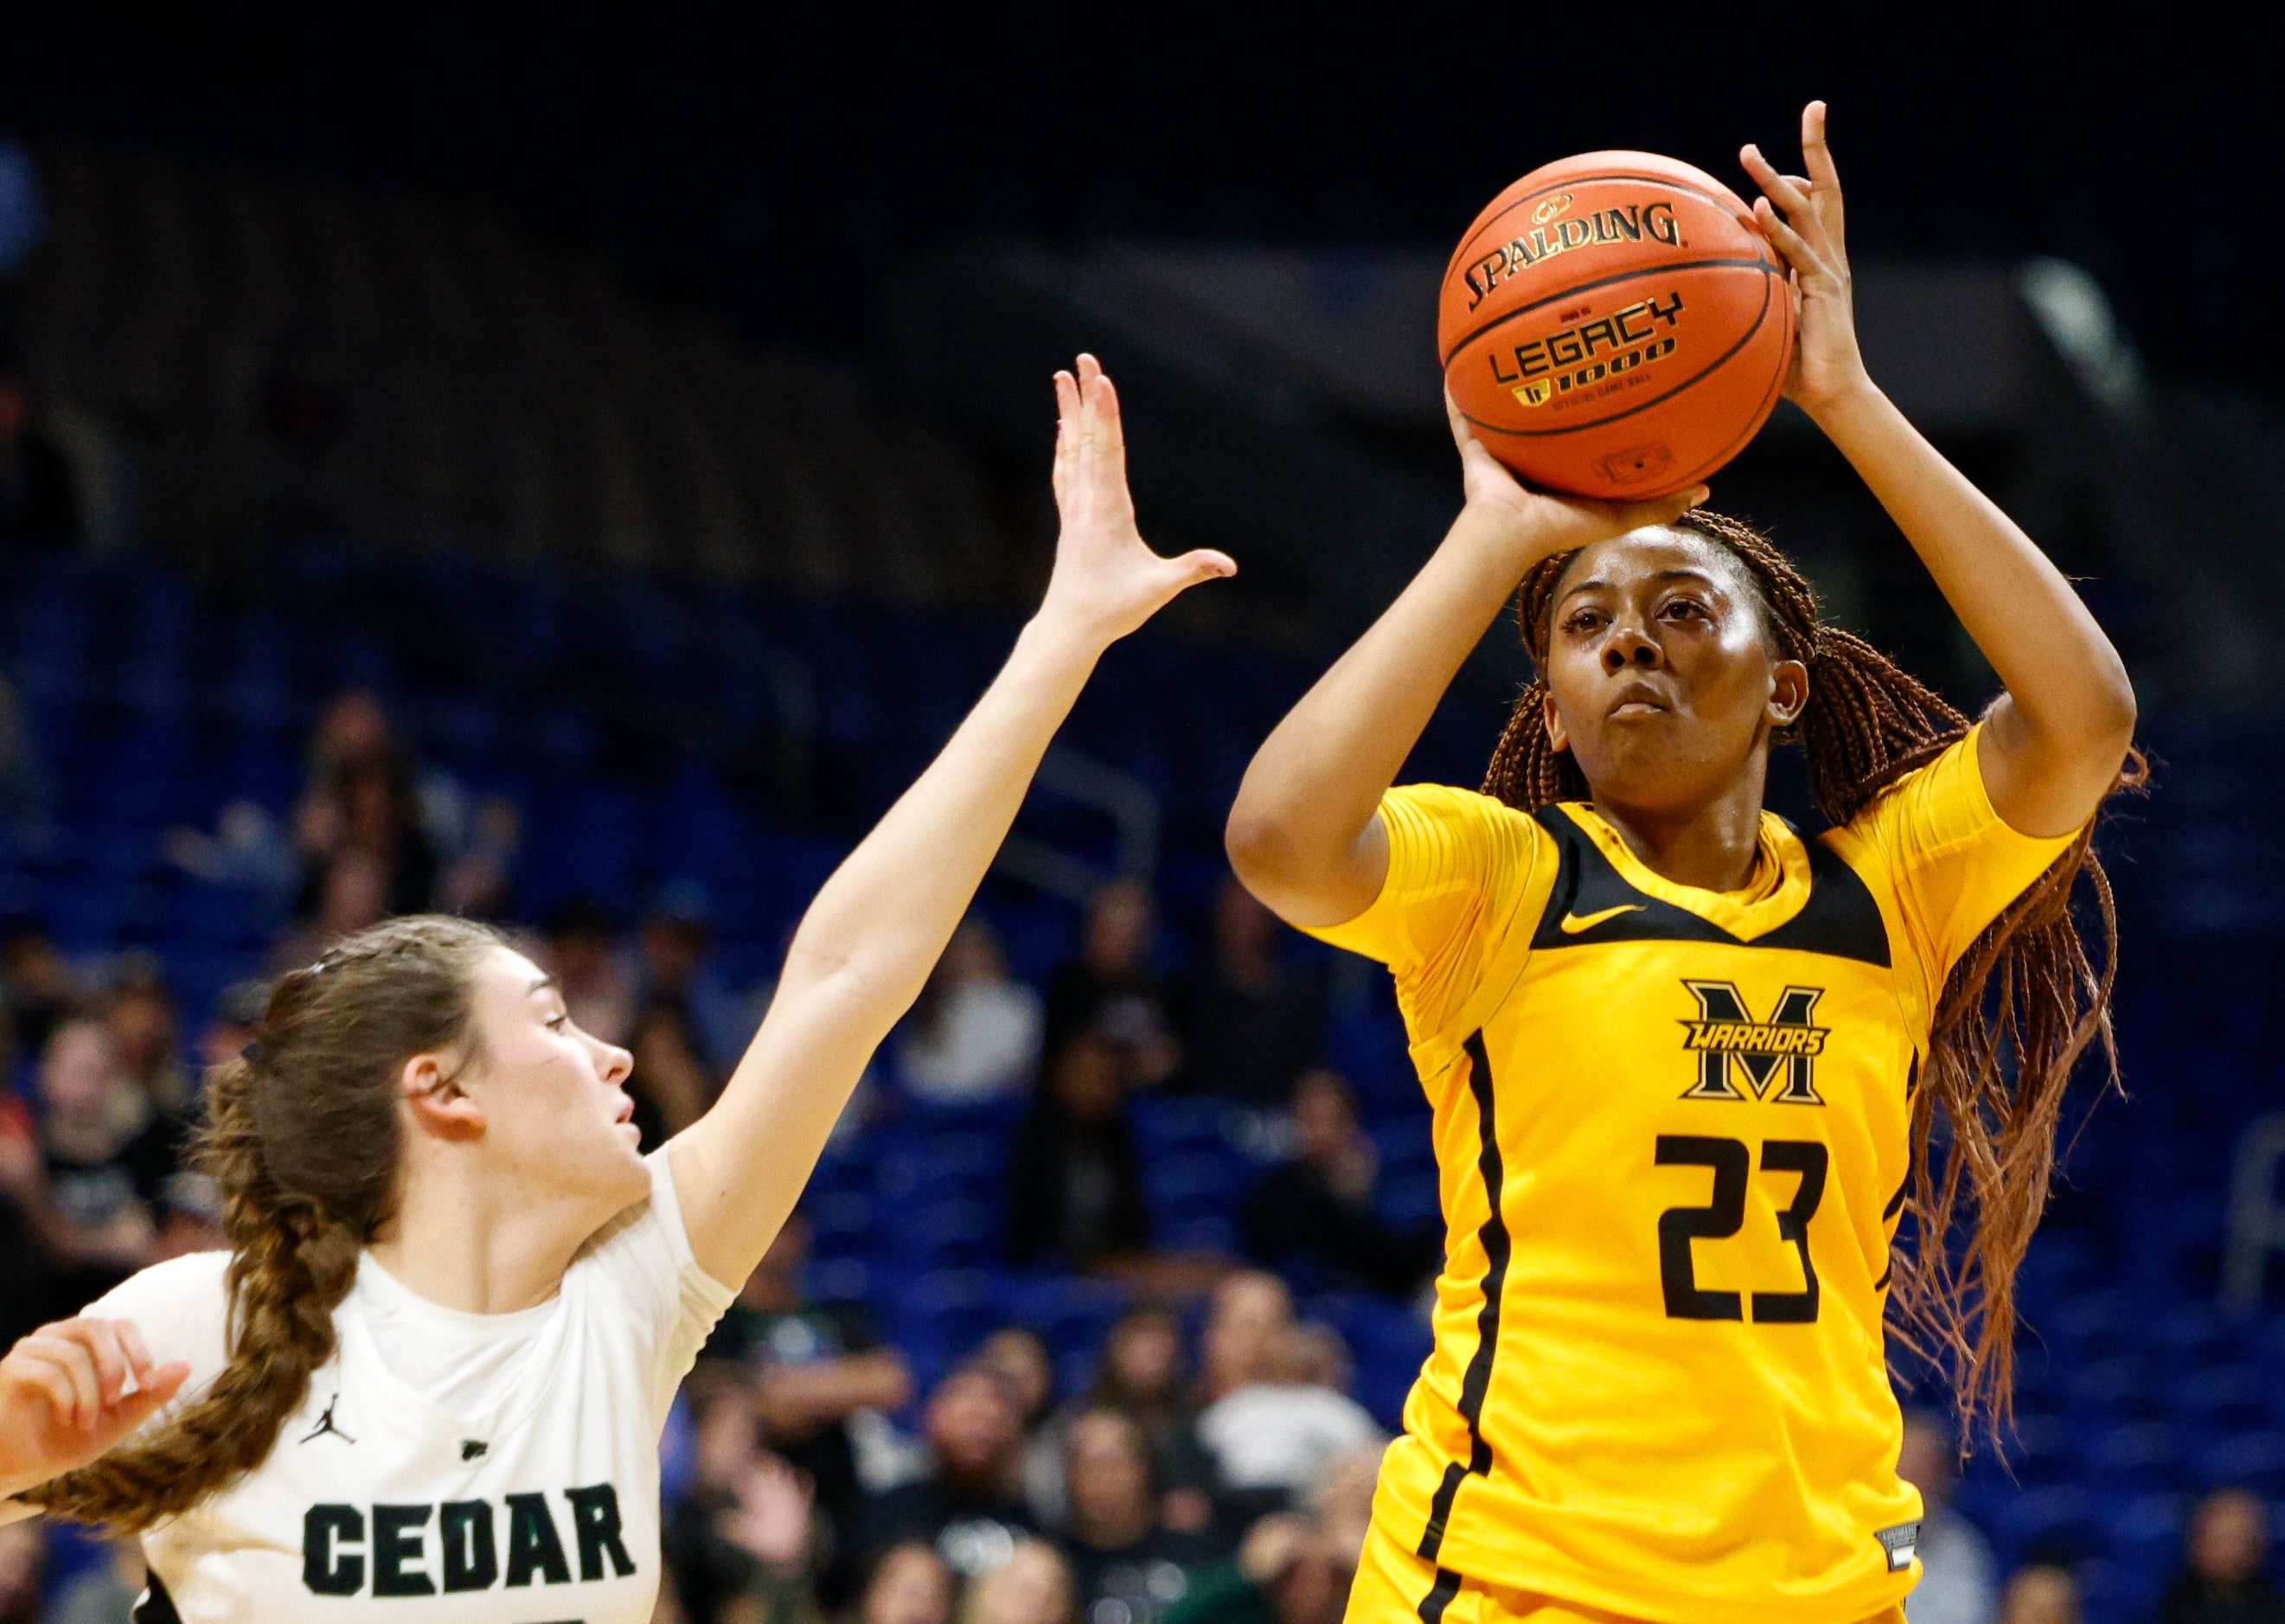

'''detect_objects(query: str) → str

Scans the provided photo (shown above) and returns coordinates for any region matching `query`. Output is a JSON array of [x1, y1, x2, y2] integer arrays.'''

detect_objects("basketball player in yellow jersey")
[[1226, 103, 2140, 1624]]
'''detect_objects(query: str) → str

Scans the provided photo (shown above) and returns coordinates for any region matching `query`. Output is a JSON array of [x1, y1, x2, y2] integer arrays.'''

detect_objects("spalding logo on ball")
[[1439, 151, 1794, 499]]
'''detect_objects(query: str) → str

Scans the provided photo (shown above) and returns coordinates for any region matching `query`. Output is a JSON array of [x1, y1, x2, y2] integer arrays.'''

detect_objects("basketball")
[[1438, 150, 1795, 499]]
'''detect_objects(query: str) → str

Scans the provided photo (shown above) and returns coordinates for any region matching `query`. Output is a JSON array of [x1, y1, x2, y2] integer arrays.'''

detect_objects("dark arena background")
[[0, 10, 2277, 1623]]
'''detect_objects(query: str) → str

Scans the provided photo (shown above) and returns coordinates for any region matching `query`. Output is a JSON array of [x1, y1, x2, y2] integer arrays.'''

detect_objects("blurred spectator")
[[1240, 1070, 1435, 1297], [1996, 1564, 2078, 1624], [863, 1363, 1036, 1576], [630, 1002, 717, 1148], [2, 924, 76, 1065], [667, 1367, 822, 1624], [32, 1016, 177, 1306], [704, 1215, 912, 1603], [899, 917, 1043, 1107], [160, 797, 298, 916], [0, 1520, 41, 1624], [1081, 1308, 1217, 1528], [640, 879, 757, 1076], [1302, 1447, 1379, 1575], [1057, 1408, 1218, 1624], [976, 1328, 1055, 1436], [1197, 1273, 1293, 1406], [1162, 1512, 1348, 1624], [1175, 879, 1321, 1106], [435, 793, 522, 919], [269, 847, 390, 969], [2158, 1487, 2285, 1623], [0, 362, 76, 544], [1008, 1029, 1150, 1272], [542, 900, 637, 1047], [1898, 1410, 1995, 1624], [291, 690, 438, 917], [104, 954, 193, 1114], [857, 1541, 957, 1624], [1195, 1323, 1379, 1504], [1045, 879, 1177, 1090], [962, 1538, 1075, 1624]]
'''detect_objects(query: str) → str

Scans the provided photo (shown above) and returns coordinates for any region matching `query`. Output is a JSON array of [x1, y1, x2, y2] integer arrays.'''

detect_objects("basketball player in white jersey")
[[0, 355, 1238, 1623]]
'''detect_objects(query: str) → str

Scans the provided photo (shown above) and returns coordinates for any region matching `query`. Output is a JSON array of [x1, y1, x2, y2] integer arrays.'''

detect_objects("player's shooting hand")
[[0, 1317, 189, 1498], [1446, 386, 1706, 565], [1742, 100, 1871, 419], [1037, 354, 1236, 651]]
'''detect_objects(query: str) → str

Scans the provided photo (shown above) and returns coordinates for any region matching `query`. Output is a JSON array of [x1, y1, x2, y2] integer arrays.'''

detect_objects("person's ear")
[[1540, 689, 1571, 754], [401, 1052, 485, 1141], [1769, 660, 1809, 728]]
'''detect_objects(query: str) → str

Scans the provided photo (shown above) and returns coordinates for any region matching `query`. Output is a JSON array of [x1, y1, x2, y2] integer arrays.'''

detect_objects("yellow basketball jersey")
[[1309, 728, 2077, 1624]]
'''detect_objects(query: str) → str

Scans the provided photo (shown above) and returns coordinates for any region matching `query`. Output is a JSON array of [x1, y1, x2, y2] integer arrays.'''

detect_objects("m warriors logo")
[[1679, 982, 1827, 1104]]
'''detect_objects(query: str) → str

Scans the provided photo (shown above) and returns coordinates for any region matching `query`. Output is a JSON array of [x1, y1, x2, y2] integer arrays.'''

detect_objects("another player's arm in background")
[[667, 357, 1235, 1290], [0, 1317, 189, 1513], [1224, 400, 1701, 931], [1743, 101, 2137, 837]]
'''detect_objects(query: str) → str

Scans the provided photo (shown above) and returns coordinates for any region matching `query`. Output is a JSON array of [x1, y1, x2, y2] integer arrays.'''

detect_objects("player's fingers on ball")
[[1738, 144, 1787, 195], [1443, 386, 1479, 445], [1753, 200, 1815, 268]]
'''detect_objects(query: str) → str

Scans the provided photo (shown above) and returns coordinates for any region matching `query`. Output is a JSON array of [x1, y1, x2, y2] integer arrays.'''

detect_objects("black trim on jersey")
[[1882, 1175, 1909, 1223], [1417, 1032, 1508, 1562], [1416, 1564, 1464, 1624], [131, 1575, 182, 1624], [1527, 805, 1891, 967]]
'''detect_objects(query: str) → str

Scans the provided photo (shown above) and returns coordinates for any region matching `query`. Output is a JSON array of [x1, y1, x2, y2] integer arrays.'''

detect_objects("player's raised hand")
[[1039, 355, 1235, 649], [1446, 385, 1706, 563], [0, 1317, 189, 1497], [1742, 101, 1870, 416]]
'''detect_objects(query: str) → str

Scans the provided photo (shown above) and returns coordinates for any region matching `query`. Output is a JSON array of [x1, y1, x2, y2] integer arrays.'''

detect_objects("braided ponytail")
[[25, 915, 500, 1531], [1484, 510, 2142, 1432]]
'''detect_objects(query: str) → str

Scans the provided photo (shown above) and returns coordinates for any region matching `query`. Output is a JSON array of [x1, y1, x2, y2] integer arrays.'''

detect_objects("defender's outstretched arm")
[[669, 357, 1233, 1287], [1744, 102, 2137, 836]]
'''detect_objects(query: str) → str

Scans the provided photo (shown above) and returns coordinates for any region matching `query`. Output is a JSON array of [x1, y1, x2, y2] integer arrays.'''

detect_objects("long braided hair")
[[24, 916, 501, 1531], [1484, 509, 2140, 1431]]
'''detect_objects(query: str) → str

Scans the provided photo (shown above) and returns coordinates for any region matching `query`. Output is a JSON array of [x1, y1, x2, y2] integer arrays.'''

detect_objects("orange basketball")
[[1438, 151, 1794, 499]]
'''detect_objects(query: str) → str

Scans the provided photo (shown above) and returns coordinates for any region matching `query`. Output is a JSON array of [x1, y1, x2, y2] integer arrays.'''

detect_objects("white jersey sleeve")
[[573, 1148, 738, 1428], [83, 1249, 235, 1410]]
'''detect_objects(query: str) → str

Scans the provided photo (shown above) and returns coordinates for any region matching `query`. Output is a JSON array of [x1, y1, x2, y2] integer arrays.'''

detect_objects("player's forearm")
[[1810, 381, 2136, 751], [1228, 503, 1538, 925]]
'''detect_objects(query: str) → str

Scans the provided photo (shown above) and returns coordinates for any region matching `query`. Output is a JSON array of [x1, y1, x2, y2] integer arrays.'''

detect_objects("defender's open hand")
[[1039, 355, 1235, 649]]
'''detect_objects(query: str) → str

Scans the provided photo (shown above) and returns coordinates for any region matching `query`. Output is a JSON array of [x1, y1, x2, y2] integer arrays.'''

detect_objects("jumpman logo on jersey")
[[298, 1393, 355, 1446]]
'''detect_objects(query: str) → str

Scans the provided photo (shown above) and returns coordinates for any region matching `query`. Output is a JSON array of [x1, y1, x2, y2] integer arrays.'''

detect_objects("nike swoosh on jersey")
[[1559, 904, 1647, 934]]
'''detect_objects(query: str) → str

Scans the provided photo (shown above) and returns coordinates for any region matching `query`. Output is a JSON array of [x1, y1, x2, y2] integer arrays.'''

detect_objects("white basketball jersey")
[[86, 1151, 736, 1623]]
